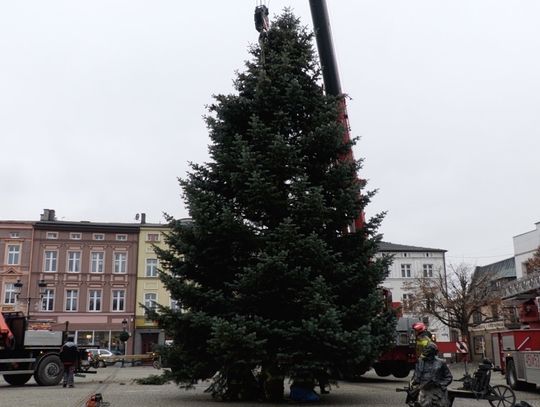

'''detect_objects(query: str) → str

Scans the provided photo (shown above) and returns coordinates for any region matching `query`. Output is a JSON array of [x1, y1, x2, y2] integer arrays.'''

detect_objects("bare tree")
[[525, 246, 540, 274], [403, 263, 500, 345]]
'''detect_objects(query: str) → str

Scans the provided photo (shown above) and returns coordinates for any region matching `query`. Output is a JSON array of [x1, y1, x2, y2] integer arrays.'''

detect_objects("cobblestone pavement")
[[2, 362, 540, 407]]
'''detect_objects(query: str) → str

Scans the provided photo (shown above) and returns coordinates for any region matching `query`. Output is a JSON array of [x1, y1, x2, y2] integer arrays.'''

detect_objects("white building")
[[513, 221, 540, 279], [378, 241, 451, 342]]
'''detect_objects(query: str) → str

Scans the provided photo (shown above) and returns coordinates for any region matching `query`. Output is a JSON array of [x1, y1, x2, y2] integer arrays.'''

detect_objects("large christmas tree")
[[154, 10, 394, 402]]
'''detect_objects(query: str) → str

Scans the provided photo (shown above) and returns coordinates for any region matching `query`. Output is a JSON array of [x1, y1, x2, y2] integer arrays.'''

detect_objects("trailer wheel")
[[34, 354, 63, 386], [488, 384, 515, 407], [3, 374, 32, 386]]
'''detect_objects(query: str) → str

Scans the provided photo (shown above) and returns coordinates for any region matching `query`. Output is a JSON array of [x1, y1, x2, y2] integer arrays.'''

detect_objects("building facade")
[[1, 210, 181, 355], [0, 221, 34, 314], [133, 223, 170, 354], [513, 221, 540, 279], [378, 241, 452, 342], [29, 210, 140, 354], [470, 257, 516, 361]]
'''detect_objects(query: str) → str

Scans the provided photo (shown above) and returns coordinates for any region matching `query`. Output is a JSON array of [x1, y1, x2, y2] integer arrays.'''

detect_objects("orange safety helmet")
[[412, 322, 427, 333]]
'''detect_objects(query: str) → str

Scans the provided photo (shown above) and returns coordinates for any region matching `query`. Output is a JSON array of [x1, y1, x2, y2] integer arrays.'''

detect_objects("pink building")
[[4, 210, 141, 354], [0, 221, 34, 315]]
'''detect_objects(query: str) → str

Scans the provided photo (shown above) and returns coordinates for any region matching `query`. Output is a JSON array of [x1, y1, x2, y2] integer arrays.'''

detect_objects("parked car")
[[87, 349, 116, 367]]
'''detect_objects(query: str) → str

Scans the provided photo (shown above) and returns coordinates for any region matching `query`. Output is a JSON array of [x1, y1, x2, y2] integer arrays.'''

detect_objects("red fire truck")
[[372, 315, 419, 378], [491, 297, 540, 390]]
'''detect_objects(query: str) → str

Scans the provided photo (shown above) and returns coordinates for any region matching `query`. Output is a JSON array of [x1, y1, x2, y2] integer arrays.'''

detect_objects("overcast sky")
[[1, 1, 539, 266]]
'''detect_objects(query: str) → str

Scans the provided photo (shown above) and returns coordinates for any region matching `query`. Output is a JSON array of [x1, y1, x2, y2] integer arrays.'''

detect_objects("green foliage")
[[525, 246, 540, 274], [118, 331, 130, 343], [134, 373, 171, 385], [153, 9, 394, 401]]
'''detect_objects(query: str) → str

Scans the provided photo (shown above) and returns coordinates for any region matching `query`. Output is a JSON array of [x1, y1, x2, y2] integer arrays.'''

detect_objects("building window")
[[144, 293, 157, 314], [91, 252, 104, 273], [41, 289, 55, 311], [3, 283, 17, 305], [425, 253, 430, 257], [403, 253, 408, 257], [116, 234, 127, 241], [423, 264, 433, 278], [147, 233, 160, 242], [65, 289, 78, 311], [9, 232, 20, 238], [113, 252, 127, 273], [93, 233, 105, 241], [67, 251, 81, 273], [473, 336, 485, 355], [44, 250, 58, 272], [88, 289, 102, 312], [70, 233, 82, 240], [402, 293, 413, 312], [401, 264, 412, 278], [46, 232, 58, 239], [472, 310, 482, 325], [491, 304, 500, 320], [112, 289, 125, 311], [7, 245, 21, 265], [145, 258, 158, 277]]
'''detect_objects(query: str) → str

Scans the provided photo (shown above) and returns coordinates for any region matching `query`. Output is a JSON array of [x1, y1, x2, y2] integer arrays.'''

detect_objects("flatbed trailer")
[[0, 311, 93, 386], [99, 352, 157, 367]]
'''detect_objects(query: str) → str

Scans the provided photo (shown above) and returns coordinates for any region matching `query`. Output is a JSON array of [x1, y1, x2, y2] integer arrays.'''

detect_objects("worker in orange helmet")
[[413, 322, 433, 358]]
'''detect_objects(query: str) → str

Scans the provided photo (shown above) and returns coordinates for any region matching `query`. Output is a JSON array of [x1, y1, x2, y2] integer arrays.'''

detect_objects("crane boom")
[[309, 0, 364, 231], [308, 0, 342, 96]]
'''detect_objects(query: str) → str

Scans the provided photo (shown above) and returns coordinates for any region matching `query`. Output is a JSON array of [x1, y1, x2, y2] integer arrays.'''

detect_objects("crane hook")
[[254, 4, 269, 35]]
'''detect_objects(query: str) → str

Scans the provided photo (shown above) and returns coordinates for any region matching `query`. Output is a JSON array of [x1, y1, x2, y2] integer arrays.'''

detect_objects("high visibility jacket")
[[415, 332, 433, 358]]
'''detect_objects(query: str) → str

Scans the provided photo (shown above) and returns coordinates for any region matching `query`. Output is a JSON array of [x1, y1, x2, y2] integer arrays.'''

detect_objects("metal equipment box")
[[24, 330, 63, 347]]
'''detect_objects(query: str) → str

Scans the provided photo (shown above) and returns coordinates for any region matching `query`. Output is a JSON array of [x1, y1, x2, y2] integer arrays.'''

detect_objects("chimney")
[[40, 209, 56, 221], [140, 213, 146, 224]]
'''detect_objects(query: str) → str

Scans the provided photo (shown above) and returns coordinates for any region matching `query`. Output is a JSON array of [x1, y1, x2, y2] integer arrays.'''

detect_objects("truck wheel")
[[374, 365, 391, 377], [3, 374, 32, 386], [392, 365, 411, 378], [505, 359, 526, 390], [34, 354, 63, 386]]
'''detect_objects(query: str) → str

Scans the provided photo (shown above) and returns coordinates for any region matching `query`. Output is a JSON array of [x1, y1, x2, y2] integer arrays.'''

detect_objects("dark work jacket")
[[413, 357, 453, 388], [59, 341, 79, 366]]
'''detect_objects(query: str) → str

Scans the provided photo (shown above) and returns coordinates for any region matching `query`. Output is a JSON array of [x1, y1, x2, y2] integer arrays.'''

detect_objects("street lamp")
[[119, 318, 129, 356], [14, 278, 48, 319]]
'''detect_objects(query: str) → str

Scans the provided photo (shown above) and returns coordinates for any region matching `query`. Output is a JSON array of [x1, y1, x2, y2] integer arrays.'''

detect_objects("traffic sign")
[[456, 341, 468, 353]]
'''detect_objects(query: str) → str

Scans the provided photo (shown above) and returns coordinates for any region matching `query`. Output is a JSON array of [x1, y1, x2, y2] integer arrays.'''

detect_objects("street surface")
[[2, 363, 540, 407]]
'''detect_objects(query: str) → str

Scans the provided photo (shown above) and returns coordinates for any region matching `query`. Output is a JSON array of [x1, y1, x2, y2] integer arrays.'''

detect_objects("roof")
[[34, 220, 141, 233], [473, 257, 516, 281], [378, 241, 446, 253]]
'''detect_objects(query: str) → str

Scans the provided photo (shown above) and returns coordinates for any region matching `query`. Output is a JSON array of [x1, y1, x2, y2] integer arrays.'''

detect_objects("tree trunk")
[[262, 364, 285, 402]]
